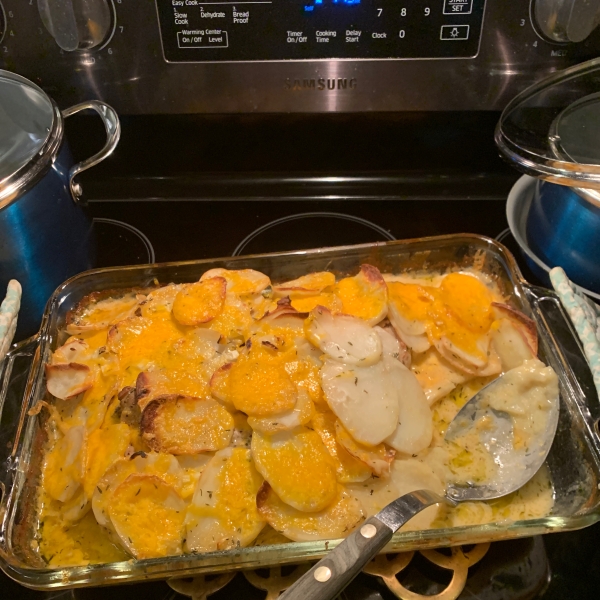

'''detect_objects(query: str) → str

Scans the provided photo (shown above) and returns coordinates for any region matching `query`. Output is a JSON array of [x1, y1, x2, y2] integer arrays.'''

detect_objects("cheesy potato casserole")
[[35, 265, 554, 566]]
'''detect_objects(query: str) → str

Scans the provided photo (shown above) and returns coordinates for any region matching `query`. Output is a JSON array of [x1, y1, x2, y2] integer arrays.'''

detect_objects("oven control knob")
[[38, 0, 113, 51], [0, 2, 5, 43], [534, 0, 600, 43]]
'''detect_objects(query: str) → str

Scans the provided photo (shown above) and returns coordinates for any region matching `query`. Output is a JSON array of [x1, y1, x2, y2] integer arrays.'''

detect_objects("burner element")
[[93, 218, 155, 267], [232, 212, 395, 256]]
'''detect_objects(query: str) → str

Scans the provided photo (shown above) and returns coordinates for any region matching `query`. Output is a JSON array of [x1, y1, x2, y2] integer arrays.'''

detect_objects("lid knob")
[[534, 0, 600, 43], [37, 0, 113, 51]]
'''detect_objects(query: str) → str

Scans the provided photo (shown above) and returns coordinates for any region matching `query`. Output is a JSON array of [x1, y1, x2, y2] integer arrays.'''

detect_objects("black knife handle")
[[279, 490, 445, 600]]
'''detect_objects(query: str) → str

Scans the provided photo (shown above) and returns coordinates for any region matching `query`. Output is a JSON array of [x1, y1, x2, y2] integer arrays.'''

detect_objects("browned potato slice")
[[172, 277, 227, 326], [335, 421, 395, 477], [140, 395, 234, 455], [46, 363, 94, 400], [257, 482, 365, 542], [135, 371, 171, 411], [108, 474, 186, 559]]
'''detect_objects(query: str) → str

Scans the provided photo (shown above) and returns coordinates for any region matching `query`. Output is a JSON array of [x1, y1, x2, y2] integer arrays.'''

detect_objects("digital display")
[[156, 0, 484, 62], [304, 0, 362, 12]]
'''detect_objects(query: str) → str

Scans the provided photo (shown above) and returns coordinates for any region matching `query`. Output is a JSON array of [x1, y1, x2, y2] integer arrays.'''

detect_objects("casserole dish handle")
[[523, 283, 600, 455], [62, 101, 121, 205], [0, 336, 41, 506]]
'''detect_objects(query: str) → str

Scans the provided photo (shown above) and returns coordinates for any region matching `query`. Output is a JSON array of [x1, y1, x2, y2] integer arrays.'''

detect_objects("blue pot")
[[526, 180, 600, 295], [0, 71, 120, 339]]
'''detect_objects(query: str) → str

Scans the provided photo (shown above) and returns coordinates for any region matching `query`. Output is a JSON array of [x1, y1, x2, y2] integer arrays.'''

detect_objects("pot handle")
[[62, 100, 121, 205], [523, 283, 600, 453]]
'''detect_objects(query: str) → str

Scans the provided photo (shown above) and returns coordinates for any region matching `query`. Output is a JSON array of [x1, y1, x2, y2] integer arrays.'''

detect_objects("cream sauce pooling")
[[447, 359, 559, 488]]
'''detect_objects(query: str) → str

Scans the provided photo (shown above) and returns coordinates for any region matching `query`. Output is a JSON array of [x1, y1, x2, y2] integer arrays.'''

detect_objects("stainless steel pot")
[[0, 70, 120, 339]]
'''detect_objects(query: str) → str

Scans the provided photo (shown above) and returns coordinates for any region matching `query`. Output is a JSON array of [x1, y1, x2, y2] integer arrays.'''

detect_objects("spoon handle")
[[279, 490, 444, 600]]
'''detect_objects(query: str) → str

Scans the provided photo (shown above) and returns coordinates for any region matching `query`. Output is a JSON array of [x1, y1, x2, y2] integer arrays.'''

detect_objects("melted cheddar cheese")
[[36, 266, 555, 567]]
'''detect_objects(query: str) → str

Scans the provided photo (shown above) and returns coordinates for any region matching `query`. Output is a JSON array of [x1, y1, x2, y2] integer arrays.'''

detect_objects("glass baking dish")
[[1, 234, 600, 590]]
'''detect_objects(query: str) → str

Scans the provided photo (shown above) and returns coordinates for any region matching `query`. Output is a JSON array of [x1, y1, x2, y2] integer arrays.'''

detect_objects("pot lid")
[[0, 70, 60, 208], [496, 57, 600, 191]]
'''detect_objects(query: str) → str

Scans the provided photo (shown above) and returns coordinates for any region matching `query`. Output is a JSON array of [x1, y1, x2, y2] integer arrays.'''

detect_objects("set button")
[[443, 0, 473, 15]]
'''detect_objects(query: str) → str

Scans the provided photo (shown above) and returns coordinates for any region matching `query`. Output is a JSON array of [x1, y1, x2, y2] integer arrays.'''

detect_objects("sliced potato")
[[383, 360, 433, 456], [66, 292, 142, 334], [136, 371, 171, 411], [135, 367, 210, 413], [83, 422, 132, 498], [320, 359, 400, 446], [140, 284, 186, 319], [347, 459, 443, 530], [172, 277, 227, 326], [251, 428, 338, 512], [228, 353, 298, 417], [209, 363, 235, 411], [201, 268, 270, 295], [411, 348, 468, 406], [491, 318, 536, 372], [140, 394, 234, 455], [185, 447, 265, 552], [92, 452, 187, 531], [42, 425, 86, 503], [374, 325, 411, 367], [46, 363, 94, 400], [230, 411, 253, 448], [311, 410, 372, 484], [257, 482, 365, 542], [291, 293, 343, 314], [491, 302, 538, 356], [259, 297, 308, 329], [306, 307, 382, 366], [273, 272, 336, 297], [52, 338, 94, 364], [334, 265, 388, 325], [335, 421, 395, 477], [387, 283, 432, 354], [108, 474, 186, 559], [248, 389, 315, 434]]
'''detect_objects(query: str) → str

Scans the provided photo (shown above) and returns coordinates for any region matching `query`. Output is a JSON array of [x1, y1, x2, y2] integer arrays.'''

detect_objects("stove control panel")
[[156, 0, 484, 61]]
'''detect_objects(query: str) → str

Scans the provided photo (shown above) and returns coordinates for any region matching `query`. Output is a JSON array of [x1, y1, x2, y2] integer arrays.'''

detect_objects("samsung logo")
[[284, 77, 358, 91]]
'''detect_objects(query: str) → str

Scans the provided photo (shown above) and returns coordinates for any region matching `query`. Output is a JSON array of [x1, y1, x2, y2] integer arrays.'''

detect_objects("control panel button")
[[177, 30, 228, 48], [443, 0, 473, 15], [440, 24, 470, 40]]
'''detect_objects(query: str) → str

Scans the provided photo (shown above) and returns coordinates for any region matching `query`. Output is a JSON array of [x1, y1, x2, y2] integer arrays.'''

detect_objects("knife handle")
[[279, 490, 444, 600]]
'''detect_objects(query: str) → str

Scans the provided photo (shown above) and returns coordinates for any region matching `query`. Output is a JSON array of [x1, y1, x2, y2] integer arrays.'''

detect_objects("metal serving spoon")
[[279, 371, 560, 600]]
